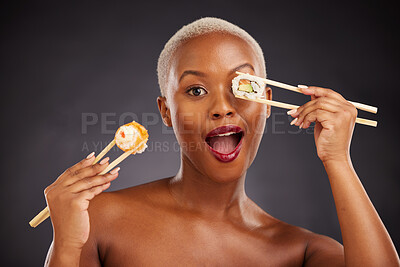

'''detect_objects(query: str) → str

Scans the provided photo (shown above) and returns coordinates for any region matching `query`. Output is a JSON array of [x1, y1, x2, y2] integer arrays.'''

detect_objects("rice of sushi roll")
[[115, 121, 149, 154], [232, 73, 266, 100]]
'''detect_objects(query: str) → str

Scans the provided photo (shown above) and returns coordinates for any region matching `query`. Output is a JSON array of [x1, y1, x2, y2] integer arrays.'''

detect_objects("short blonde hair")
[[157, 17, 267, 96]]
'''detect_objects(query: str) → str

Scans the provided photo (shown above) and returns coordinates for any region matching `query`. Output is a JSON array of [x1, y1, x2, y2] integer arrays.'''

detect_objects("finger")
[[299, 109, 337, 129], [63, 157, 110, 186], [78, 182, 112, 202], [289, 97, 341, 118], [295, 100, 341, 127], [50, 152, 96, 186], [68, 168, 120, 193], [300, 86, 347, 103], [62, 152, 97, 178], [69, 152, 97, 173]]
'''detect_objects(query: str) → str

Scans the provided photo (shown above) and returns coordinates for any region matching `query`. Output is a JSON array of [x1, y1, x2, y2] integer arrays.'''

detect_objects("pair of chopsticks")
[[235, 72, 378, 127], [29, 139, 145, 228]]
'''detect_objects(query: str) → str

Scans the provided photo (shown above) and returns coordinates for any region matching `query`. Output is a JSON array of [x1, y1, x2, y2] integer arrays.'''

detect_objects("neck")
[[168, 154, 249, 219]]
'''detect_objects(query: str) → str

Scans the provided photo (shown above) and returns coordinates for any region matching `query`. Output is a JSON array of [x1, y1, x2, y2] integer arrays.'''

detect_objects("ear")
[[157, 96, 172, 127], [265, 87, 272, 119]]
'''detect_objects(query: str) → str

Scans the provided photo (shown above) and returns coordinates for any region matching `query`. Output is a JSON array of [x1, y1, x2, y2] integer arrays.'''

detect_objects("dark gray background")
[[1, 0, 399, 266]]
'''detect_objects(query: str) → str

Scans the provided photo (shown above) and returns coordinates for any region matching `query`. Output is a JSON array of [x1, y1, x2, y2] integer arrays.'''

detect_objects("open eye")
[[187, 86, 207, 96]]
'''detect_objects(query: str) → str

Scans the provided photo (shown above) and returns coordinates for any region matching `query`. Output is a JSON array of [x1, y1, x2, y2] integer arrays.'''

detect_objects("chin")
[[194, 148, 250, 184], [206, 167, 247, 184]]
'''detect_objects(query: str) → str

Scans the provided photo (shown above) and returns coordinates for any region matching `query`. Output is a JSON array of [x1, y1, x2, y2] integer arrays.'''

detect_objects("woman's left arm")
[[289, 86, 399, 266]]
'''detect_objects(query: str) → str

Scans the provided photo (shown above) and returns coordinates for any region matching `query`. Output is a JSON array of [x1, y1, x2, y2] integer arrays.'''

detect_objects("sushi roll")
[[232, 73, 266, 100], [115, 121, 149, 154]]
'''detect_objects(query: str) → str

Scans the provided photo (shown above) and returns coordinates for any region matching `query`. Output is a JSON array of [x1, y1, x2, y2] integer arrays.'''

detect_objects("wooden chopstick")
[[28, 207, 49, 228], [29, 139, 138, 228], [234, 95, 378, 127], [235, 71, 378, 114], [98, 139, 147, 175], [235, 95, 298, 110], [93, 139, 116, 164]]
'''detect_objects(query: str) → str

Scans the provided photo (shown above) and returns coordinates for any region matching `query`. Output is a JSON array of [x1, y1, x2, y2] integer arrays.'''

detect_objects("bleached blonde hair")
[[157, 17, 267, 96]]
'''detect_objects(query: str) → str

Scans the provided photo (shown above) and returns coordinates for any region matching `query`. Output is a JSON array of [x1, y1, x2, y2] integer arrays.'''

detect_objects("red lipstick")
[[205, 125, 244, 163]]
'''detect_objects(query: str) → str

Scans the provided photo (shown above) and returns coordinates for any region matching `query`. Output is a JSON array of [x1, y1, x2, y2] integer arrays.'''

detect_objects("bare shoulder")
[[89, 178, 169, 214], [79, 178, 172, 265], [267, 220, 344, 266], [88, 177, 172, 223], [301, 227, 345, 267], [249, 202, 344, 266]]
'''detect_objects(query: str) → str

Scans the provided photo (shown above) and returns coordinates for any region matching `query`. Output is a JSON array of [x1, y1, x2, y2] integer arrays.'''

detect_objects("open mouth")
[[205, 125, 244, 162]]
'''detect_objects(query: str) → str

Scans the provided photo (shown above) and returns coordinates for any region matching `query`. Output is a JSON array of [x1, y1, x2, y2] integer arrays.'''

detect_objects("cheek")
[[252, 112, 267, 136], [242, 104, 267, 164], [240, 103, 267, 136], [170, 100, 206, 141]]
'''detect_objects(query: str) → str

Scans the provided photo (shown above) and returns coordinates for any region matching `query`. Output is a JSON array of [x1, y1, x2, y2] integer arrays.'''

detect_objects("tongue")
[[209, 135, 237, 154]]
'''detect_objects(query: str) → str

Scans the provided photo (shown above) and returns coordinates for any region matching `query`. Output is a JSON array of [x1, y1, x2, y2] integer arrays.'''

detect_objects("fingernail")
[[287, 109, 297, 115], [110, 167, 120, 175], [290, 118, 298, 125], [299, 122, 304, 129], [299, 85, 315, 94], [86, 152, 95, 159], [99, 157, 109, 165]]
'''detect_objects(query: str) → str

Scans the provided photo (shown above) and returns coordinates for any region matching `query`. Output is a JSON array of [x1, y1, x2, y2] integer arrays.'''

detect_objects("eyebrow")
[[178, 63, 255, 83], [229, 63, 255, 75], [179, 70, 206, 82]]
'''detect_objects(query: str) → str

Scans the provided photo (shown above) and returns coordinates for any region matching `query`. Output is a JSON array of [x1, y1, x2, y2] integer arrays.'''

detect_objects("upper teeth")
[[216, 132, 236, 137]]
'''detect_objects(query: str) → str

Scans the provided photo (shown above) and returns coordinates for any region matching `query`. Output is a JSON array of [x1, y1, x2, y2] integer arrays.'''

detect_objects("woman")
[[44, 17, 399, 266]]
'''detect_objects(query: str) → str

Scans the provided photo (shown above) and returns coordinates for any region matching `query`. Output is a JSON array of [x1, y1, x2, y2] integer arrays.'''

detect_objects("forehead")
[[168, 32, 263, 86]]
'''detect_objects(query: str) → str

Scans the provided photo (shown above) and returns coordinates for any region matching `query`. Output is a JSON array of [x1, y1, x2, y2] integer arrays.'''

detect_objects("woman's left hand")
[[288, 86, 357, 163]]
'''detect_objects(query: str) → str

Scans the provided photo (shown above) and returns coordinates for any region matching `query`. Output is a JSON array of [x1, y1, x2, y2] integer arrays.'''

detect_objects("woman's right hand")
[[44, 152, 119, 250]]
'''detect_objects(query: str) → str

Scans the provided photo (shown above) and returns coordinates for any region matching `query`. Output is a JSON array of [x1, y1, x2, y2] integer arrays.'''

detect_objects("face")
[[158, 32, 272, 183]]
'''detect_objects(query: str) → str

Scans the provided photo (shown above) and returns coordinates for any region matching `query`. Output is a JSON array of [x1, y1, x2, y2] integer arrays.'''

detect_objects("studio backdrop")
[[1, 0, 399, 265]]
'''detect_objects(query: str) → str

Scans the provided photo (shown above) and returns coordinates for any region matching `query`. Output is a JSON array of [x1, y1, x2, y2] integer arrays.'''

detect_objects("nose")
[[209, 90, 236, 120]]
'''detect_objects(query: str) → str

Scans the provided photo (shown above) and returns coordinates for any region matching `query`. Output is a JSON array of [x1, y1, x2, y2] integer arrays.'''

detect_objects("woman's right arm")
[[43, 152, 119, 267]]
